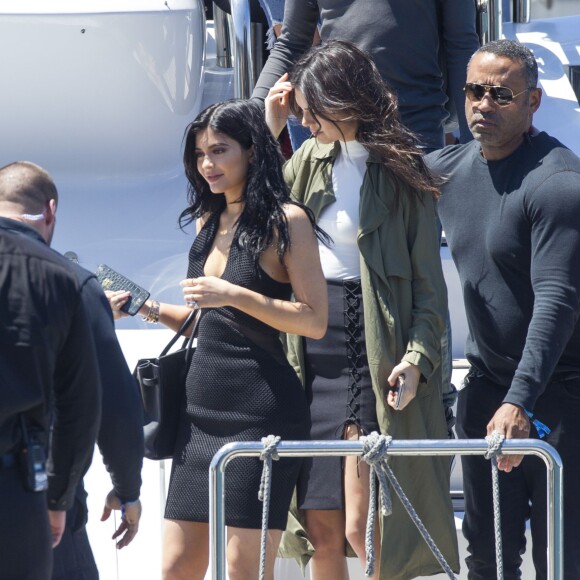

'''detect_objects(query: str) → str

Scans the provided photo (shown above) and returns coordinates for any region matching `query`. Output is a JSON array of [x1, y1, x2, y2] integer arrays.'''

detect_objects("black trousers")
[[457, 370, 580, 580], [52, 499, 99, 580], [0, 465, 52, 579]]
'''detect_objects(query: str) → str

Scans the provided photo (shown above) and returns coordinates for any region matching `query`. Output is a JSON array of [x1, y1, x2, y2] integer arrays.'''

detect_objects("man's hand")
[[48, 510, 66, 547], [486, 403, 531, 472], [101, 489, 142, 549]]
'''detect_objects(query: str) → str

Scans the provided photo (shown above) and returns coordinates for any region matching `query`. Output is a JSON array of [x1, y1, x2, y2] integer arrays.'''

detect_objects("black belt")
[[0, 453, 17, 469]]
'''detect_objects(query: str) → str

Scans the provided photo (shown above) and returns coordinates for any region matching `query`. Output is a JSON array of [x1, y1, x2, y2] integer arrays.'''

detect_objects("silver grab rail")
[[480, 0, 532, 43], [480, 0, 503, 43], [229, 0, 253, 98], [214, 3, 233, 68], [209, 438, 563, 580], [513, 0, 531, 23]]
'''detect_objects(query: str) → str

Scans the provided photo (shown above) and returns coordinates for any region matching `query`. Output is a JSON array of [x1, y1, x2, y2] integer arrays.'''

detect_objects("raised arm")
[[265, 73, 293, 139], [251, 0, 319, 104]]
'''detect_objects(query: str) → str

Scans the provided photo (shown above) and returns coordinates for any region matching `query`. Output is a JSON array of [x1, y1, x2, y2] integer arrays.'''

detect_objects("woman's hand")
[[386, 362, 421, 411], [105, 290, 131, 320], [265, 73, 293, 139], [180, 276, 236, 309]]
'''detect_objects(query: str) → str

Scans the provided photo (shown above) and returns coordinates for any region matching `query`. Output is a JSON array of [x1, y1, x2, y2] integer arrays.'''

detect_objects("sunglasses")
[[463, 82, 531, 106]]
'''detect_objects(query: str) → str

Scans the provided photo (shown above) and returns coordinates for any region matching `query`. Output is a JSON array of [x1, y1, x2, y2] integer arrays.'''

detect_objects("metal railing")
[[514, 0, 531, 23], [478, 0, 532, 43], [209, 438, 563, 579], [215, 0, 534, 96], [212, 0, 257, 98]]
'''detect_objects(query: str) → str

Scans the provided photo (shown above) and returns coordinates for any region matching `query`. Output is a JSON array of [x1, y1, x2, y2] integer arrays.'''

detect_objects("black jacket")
[[0, 217, 101, 510], [1, 218, 144, 508]]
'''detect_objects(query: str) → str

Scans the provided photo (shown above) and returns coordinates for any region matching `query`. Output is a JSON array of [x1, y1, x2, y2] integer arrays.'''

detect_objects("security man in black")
[[0, 160, 144, 578], [0, 218, 101, 579]]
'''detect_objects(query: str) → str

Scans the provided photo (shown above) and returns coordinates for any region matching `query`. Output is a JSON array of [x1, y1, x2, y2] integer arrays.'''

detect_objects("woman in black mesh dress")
[[110, 99, 328, 580]]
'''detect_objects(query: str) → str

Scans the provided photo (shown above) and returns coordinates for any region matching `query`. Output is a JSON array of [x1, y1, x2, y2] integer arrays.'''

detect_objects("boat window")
[[531, 0, 580, 18]]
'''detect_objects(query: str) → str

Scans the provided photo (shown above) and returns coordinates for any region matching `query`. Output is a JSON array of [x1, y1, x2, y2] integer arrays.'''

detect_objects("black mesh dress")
[[165, 211, 310, 530]]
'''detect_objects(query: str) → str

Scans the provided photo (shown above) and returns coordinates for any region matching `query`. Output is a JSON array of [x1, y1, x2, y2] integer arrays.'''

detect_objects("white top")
[[318, 140, 369, 280]]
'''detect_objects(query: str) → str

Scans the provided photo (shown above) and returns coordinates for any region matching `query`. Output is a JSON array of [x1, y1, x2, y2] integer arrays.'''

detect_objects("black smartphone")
[[394, 374, 407, 410], [96, 264, 150, 316]]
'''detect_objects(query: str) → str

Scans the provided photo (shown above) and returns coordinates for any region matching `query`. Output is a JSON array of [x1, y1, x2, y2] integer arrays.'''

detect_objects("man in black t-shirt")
[[427, 39, 580, 579]]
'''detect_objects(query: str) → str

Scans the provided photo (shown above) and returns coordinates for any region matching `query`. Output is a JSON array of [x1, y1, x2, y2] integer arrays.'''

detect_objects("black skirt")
[[297, 279, 379, 510]]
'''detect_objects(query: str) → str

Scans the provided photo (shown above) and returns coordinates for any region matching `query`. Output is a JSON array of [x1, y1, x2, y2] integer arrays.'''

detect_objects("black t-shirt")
[[427, 132, 580, 411]]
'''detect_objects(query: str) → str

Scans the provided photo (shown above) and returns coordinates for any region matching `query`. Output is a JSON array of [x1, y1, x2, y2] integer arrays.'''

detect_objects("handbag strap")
[[159, 307, 202, 357]]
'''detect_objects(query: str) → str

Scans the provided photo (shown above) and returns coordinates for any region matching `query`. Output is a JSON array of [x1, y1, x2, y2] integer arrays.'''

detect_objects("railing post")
[[513, 0, 531, 23], [209, 451, 227, 579], [213, 3, 233, 68], [229, 0, 253, 98], [543, 442, 564, 580], [483, 0, 503, 43]]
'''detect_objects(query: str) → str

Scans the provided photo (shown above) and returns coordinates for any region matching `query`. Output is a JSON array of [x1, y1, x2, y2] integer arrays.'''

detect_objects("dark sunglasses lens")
[[464, 84, 481, 101], [493, 87, 513, 104], [465, 83, 513, 105]]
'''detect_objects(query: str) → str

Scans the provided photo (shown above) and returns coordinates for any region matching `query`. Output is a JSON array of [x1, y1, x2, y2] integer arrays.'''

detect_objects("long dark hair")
[[180, 99, 328, 264], [289, 40, 441, 201]]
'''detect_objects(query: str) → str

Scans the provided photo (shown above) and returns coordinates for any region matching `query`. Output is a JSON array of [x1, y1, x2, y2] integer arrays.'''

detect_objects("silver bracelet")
[[141, 300, 160, 323]]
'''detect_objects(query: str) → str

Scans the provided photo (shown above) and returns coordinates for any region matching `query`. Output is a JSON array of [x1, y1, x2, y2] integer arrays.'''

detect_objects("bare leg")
[[226, 527, 282, 580], [303, 509, 349, 580], [343, 424, 380, 579], [162, 519, 208, 580]]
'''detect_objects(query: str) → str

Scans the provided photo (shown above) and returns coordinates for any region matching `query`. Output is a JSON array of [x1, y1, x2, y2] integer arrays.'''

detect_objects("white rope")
[[360, 431, 456, 579], [484, 430, 505, 580], [257, 434, 281, 580]]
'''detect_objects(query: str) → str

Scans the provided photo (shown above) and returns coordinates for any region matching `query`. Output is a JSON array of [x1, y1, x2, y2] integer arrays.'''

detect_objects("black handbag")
[[135, 308, 201, 460]]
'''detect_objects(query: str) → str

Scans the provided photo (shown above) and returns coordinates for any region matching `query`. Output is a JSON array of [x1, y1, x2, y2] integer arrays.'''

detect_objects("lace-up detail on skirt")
[[344, 280, 364, 427], [298, 279, 378, 510]]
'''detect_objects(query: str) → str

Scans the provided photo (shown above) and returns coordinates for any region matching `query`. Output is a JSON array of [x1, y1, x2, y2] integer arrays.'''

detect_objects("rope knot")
[[259, 434, 281, 462], [359, 432, 393, 577], [257, 435, 281, 580], [359, 431, 457, 579], [361, 431, 392, 467], [484, 430, 505, 580], [258, 435, 280, 502], [484, 430, 505, 460]]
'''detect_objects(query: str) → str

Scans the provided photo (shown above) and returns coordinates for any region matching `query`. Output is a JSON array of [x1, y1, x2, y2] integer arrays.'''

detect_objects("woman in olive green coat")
[[266, 40, 459, 580]]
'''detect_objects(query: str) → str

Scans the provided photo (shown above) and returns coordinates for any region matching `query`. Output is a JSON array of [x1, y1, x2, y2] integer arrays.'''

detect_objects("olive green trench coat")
[[279, 140, 460, 579]]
